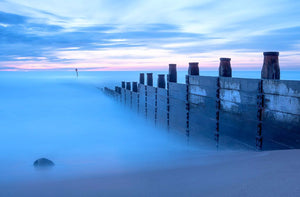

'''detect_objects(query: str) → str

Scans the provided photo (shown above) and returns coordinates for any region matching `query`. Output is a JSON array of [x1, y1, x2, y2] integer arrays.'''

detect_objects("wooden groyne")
[[104, 52, 300, 150]]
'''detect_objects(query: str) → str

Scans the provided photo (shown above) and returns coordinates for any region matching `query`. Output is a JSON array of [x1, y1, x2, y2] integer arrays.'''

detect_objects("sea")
[[0, 70, 299, 184]]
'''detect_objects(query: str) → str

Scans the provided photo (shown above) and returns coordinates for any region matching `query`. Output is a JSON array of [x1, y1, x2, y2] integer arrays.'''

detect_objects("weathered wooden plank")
[[169, 98, 186, 133], [169, 82, 187, 101], [131, 92, 139, 113], [219, 111, 258, 150], [264, 94, 300, 115], [220, 77, 260, 92], [188, 76, 218, 88], [189, 94, 217, 105], [147, 86, 156, 121], [139, 84, 146, 116], [263, 109, 300, 125], [189, 85, 216, 98], [219, 89, 258, 105], [125, 90, 132, 108], [263, 79, 300, 97], [157, 88, 167, 113], [220, 100, 258, 117], [157, 88, 168, 127], [189, 103, 216, 141], [262, 111, 300, 150]]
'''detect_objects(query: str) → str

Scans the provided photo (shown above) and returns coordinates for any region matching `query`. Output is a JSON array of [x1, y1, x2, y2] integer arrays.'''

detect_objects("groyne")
[[105, 52, 300, 150]]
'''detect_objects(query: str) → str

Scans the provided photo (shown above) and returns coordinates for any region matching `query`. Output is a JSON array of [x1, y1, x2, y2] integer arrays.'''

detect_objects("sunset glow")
[[1, 0, 300, 71]]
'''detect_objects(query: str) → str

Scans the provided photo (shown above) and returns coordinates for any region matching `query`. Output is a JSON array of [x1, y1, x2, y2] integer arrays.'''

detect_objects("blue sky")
[[0, 0, 300, 71]]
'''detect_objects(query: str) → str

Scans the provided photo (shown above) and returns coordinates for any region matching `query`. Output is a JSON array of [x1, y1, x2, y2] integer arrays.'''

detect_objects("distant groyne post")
[[219, 58, 232, 77], [167, 64, 177, 129], [147, 73, 153, 86], [132, 82, 138, 92], [139, 73, 145, 84], [188, 62, 199, 75], [126, 82, 132, 107], [105, 51, 300, 151], [121, 81, 126, 103], [261, 52, 280, 80], [158, 74, 166, 89], [168, 64, 177, 83], [145, 73, 153, 118], [216, 57, 232, 147], [126, 82, 131, 91]]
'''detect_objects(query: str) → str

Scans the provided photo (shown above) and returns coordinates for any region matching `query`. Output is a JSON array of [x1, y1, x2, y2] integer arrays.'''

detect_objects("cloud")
[[0, 11, 27, 24], [0, 0, 300, 70]]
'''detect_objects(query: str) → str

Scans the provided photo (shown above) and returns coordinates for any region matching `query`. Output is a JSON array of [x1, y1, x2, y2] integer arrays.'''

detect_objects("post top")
[[189, 62, 199, 65], [140, 73, 144, 75], [220, 58, 231, 61], [147, 73, 153, 75], [169, 64, 176, 66], [158, 74, 165, 77], [263, 52, 279, 56]]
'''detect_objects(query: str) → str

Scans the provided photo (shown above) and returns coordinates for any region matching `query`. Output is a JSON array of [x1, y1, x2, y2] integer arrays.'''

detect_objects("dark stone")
[[33, 158, 55, 168]]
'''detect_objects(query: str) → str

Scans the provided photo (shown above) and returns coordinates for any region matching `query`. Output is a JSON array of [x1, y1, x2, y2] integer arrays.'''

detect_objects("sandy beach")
[[1, 149, 299, 197]]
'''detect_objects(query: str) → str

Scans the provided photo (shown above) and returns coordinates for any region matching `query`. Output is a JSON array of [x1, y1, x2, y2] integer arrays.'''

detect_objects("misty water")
[[0, 70, 299, 184]]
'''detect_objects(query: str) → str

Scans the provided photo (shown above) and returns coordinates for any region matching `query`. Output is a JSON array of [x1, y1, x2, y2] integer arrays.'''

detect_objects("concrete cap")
[[263, 52, 279, 56], [220, 58, 231, 61]]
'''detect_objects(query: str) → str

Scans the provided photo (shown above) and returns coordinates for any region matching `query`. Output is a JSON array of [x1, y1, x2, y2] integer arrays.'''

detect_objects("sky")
[[0, 0, 300, 71]]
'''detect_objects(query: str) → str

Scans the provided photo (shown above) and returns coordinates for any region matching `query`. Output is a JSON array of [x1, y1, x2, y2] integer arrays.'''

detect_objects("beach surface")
[[0, 71, 299, 196]]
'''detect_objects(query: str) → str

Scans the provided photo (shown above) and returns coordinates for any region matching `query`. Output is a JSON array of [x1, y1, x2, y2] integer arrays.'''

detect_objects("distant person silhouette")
[[75, 68, 78, 78]]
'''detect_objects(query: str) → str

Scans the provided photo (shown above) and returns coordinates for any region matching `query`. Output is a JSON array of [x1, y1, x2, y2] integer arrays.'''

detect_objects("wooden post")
[[168, 64, 177, 83], [158, 74, 166, 88], [219, 58, 232, 77], [126, 82, 131, 90], [261, 52, 280, 79], [132, 82, 138, 92], [139, 73, 145, 84], [188, 62, 199, 75], [147, 73, 153, 86]]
